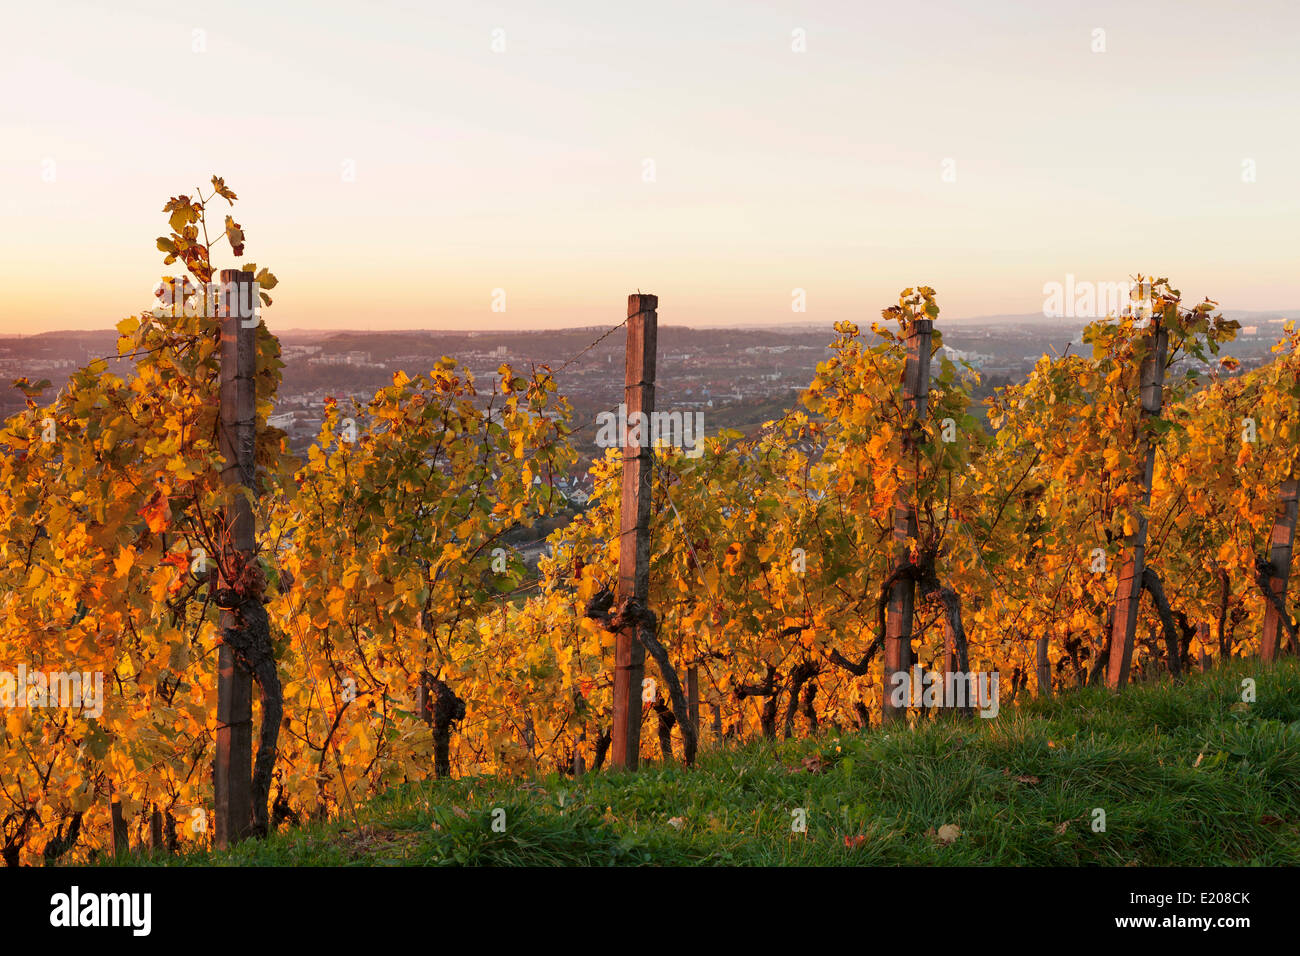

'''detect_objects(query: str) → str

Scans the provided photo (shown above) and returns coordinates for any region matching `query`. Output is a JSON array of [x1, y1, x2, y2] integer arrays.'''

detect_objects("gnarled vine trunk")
[[737, 664, 779, 741], [418, 671, 466, 779], [1140, 567, 1183, 679], [585, 591, 698, 767], [783, 661, 819, 739], [42, 811, 84, 864], [652, 700, 675, 762], [219, 592, 283, 837]]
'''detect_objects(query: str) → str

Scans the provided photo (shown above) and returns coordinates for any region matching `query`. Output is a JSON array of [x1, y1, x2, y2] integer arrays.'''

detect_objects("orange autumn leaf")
[[113, 547, 135, 577], [138, 492, 172, 533], [162, 551, 189, 572]]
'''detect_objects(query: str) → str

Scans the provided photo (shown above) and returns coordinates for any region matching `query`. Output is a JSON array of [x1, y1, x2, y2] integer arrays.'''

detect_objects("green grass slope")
[[122, 660, 1300, 866]]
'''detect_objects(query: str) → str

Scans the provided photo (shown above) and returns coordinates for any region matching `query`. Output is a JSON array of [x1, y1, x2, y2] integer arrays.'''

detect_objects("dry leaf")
[[1055, 820, 1070, 835], [667, 816, 685, 830], [1014, 774, 1041, 785], [936, 824, 961, 845]]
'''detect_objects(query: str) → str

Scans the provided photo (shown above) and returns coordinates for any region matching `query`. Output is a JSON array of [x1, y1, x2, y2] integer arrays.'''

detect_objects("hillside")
[[111, 660, 1300, 867]]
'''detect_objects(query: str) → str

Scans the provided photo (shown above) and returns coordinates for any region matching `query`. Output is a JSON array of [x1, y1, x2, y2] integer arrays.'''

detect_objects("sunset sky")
[[1, 0, 1297, 333]]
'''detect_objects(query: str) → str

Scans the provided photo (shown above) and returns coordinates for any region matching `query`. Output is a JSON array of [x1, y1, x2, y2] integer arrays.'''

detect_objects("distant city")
[[3, 310, 1296, 491]]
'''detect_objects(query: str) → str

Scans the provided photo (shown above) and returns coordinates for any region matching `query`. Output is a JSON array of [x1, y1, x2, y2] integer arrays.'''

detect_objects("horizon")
[[5, 306, 1299, 341]]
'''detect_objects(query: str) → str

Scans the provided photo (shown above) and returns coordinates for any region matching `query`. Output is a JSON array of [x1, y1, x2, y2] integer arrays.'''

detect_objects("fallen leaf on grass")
[[936, 824, 961, 845], [667, 816, 685, 830], [844, 834, 867, 849], [1055, 821, 1070, 835], [1259, 815, 1285, 826]]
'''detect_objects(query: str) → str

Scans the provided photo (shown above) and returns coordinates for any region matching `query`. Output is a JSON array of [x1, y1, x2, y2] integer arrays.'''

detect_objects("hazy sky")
[[2, 0, 1297, 333]]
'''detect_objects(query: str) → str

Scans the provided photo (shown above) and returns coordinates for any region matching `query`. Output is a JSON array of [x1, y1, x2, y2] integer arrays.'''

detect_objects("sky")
[[1, 0, 1298, 334]]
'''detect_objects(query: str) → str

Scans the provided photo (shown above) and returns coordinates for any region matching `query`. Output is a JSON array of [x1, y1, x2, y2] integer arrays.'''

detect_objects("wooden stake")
[[110, 798, 128, 857], [1036, 635, 1052, 698], [573, 729, 586, 778], [611, 293, 657, 769], [1261, 477, 1299, 661], [882, 317, 932, 721], [687, 665, 699, 735], [1106, 322, 1168, 690], [150, 807, 165, 852], [214, 269, 257, 847]]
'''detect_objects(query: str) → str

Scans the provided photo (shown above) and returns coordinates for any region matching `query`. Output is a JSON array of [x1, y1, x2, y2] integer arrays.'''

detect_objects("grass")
[[117, 659, 1300, 866]]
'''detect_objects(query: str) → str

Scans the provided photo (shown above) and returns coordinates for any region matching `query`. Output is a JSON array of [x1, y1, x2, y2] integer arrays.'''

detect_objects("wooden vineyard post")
[[214, 269, 257, 847], [687, 665, 700, 736], [110, 797, 128, 857], [882, 317, 932, 722], [611, 293, 657, 769], [1106, 320, 1169, 690], [1036, 635, 1052, 698], [1261, 477, 1299, 662], [573, 727, 586, 777], [1196, 622, 1212, 672], [150, 807, 165, 853]]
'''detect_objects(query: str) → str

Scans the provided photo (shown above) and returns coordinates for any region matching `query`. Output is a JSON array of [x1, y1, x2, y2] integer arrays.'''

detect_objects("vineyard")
[[1, 181, 1297, 866]]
